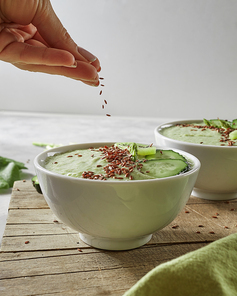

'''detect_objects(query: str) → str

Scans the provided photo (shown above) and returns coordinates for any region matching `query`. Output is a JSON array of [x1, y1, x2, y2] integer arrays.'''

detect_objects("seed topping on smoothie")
[[162, 119, 237, 146], [82, 145, 136, 180], [177, 123, 235, 146], [43, 143, 191, 181]]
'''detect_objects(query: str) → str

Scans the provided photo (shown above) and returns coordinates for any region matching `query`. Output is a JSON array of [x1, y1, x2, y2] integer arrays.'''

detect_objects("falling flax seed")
[[98, 76, 111, 117]]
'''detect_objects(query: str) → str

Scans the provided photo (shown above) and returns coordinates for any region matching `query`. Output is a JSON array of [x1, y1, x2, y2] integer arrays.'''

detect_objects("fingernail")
[[64, 61, 77, 68], [92, 80, 100, 87], [80, 77, 100, 87], [87, 81, 100, 87], [77, 46, 97, 63], [70, 61, 77, 68]]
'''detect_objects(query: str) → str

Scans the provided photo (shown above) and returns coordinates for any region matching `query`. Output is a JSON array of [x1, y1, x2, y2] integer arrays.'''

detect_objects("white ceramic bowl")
[[34, 142, 200, 251], [155, 120, 237, 201]]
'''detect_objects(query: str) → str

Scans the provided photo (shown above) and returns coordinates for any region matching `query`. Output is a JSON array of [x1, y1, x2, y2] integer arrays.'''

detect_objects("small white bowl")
[[34, 142, 200, 250], [155, 120, 237, 201]]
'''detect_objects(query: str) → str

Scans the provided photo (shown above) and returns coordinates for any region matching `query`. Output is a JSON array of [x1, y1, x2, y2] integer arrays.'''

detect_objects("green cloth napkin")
[[123, 233, 237, 296]]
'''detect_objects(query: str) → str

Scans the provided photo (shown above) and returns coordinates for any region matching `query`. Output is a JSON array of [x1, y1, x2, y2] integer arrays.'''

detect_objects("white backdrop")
[[1, 0, 237, 119]]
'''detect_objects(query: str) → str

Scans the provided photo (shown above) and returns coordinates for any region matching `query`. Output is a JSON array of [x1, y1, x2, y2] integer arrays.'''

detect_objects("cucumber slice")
[[32, 175, 42, 194], [137, 144, 156, 156], [229, 130, 237, 140], [141, 159, 188, 178], [145, 149, 186, 161]]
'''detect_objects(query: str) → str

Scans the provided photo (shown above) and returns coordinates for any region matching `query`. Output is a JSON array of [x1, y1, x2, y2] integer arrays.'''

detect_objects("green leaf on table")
[[0, 156, 27, 189], [0, 156, 27, 170], [0, 176, 9, 189]]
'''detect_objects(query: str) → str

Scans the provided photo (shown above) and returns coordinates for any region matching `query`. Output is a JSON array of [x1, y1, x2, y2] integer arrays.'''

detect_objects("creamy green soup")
[[44, 143, 190, 181], [161, 121, 237, 146]]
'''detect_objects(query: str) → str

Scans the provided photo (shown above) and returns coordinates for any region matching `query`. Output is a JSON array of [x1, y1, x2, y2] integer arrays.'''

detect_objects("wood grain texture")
[[0, 180, 236, 296]]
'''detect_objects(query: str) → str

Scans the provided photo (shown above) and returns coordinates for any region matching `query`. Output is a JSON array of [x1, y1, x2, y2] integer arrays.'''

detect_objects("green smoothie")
[[161, 119, 237, 146], [43, 143, 191, 181]]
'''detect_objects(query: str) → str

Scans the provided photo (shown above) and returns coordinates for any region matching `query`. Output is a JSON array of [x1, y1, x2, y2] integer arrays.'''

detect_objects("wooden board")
[[0, 181, 236, 295]]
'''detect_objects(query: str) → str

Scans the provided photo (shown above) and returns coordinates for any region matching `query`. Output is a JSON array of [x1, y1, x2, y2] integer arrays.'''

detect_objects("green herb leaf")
[[219, 119, 232, 129], [0, 176, 9, 189], [114, 142, 138, 161], [203, 119, 211, 126], [0, 157, 27, 189], [0, 156, 27, 170], [127, 143, 138, 158]]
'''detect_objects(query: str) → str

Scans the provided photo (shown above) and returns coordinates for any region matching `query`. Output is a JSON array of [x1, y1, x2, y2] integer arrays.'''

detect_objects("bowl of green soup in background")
[[34, 142, 200, 251], [155, 119, 237, 201]]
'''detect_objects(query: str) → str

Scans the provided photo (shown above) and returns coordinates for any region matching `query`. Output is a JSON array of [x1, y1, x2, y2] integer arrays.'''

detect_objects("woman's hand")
[[0, 0, 100, 86]]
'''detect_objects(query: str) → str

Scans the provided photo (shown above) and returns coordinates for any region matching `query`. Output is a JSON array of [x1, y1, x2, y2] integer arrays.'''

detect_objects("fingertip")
[[77, 46, 97, 63], [94, 79, 100, 86], [91, 58, 101, 72], [81, 80, 100, 87]]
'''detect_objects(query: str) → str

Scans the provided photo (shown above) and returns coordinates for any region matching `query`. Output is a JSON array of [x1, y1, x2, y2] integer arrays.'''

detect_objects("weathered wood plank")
[[9, 193, 49, 209], [0, 242, 208, 279], [151, 202, 237, 244], [186, 202, 237, 229], [0, 248, 100, 261], [0, 272, 133, 296], [3, 222, 77, 237], [0, 242, 208, 296], [9, 180, 49, 209], [6, 208, 56, 224], [0, 233, 89, 252], [0, 268, 134, 296]]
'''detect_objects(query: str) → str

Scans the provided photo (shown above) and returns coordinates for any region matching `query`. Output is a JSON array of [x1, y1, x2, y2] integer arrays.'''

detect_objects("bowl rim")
[[155, 119, 237, 149], [34, 142, 201, 184]]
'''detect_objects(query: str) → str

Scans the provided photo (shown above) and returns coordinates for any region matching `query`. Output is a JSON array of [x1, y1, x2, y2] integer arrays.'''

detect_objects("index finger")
[[32, 1, 100, 68]]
